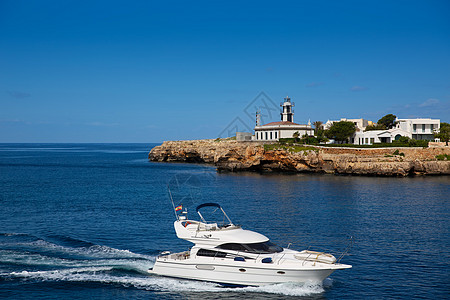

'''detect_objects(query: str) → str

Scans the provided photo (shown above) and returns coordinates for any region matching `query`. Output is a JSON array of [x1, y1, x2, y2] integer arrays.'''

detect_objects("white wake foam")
[[7, 238, 155, 260], [240, 281, 325, 296], [0, 250, 154, 273], [6, 267, 325, 296]]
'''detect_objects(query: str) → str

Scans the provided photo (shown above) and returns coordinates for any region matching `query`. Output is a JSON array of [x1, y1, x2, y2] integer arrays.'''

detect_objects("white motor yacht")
[[149, 203, 351, 286]]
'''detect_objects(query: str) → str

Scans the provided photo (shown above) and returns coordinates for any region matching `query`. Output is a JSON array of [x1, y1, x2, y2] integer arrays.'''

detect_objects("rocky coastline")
[[148, 139, 450, 176]]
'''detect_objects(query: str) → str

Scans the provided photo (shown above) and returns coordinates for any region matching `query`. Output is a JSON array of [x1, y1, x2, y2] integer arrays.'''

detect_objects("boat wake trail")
[[0, 233, 155, 273], [0, 233, 325, 297]]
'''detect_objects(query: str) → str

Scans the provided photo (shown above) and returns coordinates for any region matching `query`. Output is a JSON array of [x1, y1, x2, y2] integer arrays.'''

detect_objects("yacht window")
[[196, 249, 227, 258], [246, 241, 283, 253], [217, 241, 283, 254], [217, 243, 247, 251]]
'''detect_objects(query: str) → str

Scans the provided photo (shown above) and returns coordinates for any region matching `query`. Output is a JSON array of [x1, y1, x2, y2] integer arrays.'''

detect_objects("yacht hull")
[[150, 259, 346, 286]]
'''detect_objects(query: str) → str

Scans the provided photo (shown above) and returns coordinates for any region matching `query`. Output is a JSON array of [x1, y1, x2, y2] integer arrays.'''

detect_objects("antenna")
[[167, 186, 179, 220]]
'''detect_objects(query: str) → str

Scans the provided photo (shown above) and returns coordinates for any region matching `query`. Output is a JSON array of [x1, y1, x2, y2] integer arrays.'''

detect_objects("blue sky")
[[1, 0, 449, 143]]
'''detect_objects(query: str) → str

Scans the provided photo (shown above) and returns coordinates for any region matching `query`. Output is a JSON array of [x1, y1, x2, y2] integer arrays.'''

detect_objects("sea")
[[0, 143, 449, 299]]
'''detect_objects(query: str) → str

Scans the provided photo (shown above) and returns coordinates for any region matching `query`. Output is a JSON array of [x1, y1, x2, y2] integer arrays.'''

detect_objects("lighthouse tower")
[[281, 96, 294, 122], [253, 95, 313, 141]]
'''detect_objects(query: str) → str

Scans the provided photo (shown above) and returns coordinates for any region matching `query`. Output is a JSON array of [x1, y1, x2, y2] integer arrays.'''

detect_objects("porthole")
[[277, 271, 285, 274], [239, 268, 246, 272]]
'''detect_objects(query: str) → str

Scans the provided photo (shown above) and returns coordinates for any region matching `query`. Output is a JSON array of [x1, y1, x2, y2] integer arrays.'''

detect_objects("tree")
[[324, 121, 356, 143], [435, 122, 450, 146], [316, 128, 329, 143], [313, 121, 323, 134], [292, 131, 300, 142], [299, 134, 318, 145], [378, 114, 397, 129]]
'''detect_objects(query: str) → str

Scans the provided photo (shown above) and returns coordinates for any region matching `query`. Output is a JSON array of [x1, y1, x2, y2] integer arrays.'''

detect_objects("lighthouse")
[[281, 96, 294, 122], [253, 95, 313, 141]]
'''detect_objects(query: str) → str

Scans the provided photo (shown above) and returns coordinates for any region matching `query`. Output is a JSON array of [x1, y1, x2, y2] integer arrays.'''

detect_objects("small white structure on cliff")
[[253, 96, 313, 141]]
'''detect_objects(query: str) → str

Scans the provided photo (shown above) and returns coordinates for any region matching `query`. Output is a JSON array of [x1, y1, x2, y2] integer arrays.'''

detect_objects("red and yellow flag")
[[175, 205, 182, 211]]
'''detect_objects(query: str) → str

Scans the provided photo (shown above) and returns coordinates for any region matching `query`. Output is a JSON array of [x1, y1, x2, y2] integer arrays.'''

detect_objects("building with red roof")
[[253, 96, 313, 141]]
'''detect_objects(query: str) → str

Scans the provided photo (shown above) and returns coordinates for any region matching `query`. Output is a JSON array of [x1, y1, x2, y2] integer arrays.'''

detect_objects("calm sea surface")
[[0, 143, 449, 299]]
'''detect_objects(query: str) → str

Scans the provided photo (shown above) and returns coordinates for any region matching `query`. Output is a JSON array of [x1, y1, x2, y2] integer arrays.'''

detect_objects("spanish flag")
[[175, 205, 182, 211]]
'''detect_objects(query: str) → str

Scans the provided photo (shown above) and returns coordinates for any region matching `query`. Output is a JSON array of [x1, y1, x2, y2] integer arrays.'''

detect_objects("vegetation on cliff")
[[436, 154, 450, 161], [263, 143, 317, 153]]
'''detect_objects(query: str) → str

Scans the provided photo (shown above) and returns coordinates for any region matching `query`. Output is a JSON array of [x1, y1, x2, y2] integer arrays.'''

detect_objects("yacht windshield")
[[247, 241, 283, 253], [218, 241, 283, 254]]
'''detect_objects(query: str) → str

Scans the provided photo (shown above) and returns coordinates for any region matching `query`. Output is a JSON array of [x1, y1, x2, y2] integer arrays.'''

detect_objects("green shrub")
[[408, 139, 428, 147], [264, 143, 317, 153], [279, 138, 295, 144], [299, 136, 319, 145], [395, 136, 410, 144], [436, 154, 450, 161], [392, 138, 428, 147]]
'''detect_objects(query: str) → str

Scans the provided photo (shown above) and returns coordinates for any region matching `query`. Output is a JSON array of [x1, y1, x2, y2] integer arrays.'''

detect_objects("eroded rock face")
[[148, 140, 450, 176]]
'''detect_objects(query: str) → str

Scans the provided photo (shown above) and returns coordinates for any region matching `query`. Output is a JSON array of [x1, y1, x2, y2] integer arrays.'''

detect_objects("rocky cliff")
[[149, 139, 450, 176]]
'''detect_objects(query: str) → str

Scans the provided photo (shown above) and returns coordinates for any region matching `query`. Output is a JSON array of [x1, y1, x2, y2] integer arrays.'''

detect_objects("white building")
[[351, 118, 440, 145], [353, 128, 411, 145], [253, 96, 314, 141], [395, 118, 440, 140]]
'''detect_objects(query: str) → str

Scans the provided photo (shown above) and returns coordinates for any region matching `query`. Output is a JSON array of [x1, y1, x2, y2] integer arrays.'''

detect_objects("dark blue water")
[[0, 144, 449, 299]]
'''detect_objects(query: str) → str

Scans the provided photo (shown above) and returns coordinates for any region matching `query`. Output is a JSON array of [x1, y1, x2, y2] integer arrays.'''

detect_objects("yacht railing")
[[276, 252, 286, 265], [336, 236, 353, 263], [301, 252, 319, 266]]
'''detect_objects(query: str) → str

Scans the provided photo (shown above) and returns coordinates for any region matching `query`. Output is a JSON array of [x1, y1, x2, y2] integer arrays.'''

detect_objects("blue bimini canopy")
[[196, 203, 221, 212], [195, 203, 233, 225]]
